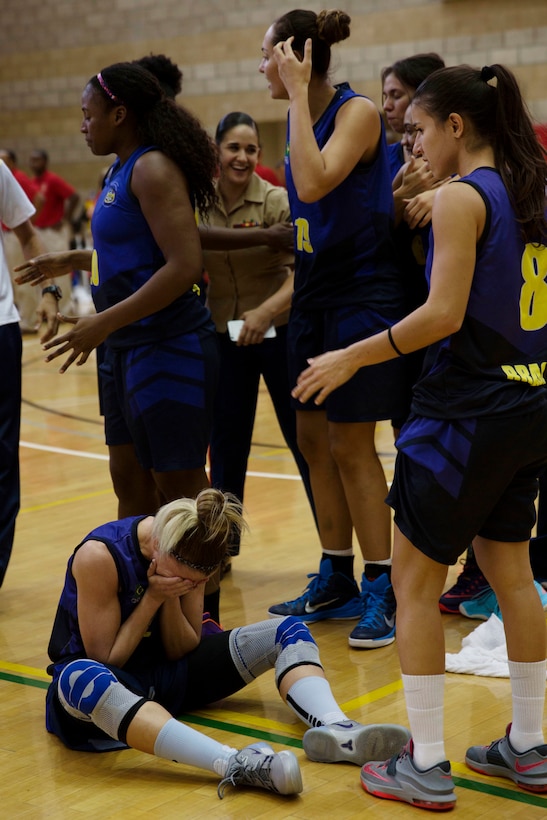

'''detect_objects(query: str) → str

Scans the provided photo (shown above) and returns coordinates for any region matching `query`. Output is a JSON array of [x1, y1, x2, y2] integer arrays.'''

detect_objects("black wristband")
[[387, 326, 404, 357], [42, 285, 63, 300]]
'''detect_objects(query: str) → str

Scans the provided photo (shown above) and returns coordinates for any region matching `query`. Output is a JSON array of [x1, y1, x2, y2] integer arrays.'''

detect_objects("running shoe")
[[218, 743, 303, 799], [459, 580, 547, 620], [348, 573, 396, 648], [267, 559, 361, 623], [465, 725, 547, 792], [439, 551, 489, 613], [360, 739, 457, 810], [303, 720, 411, 766]]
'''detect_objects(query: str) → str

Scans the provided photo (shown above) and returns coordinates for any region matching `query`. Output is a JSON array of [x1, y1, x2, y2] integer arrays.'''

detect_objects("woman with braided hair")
[[45, 487, 410, 800], [293, 63, 547, 808]]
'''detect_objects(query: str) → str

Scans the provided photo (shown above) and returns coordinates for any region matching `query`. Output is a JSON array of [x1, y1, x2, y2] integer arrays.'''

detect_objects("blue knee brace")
[[229, 616, 322, 686], [57, 659, 146, 741], [58, 660, 118, 719]]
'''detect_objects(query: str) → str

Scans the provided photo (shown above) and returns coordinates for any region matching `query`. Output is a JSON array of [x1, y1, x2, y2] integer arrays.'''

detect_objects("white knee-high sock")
[[154, 718, 236, 776], [285, 676, 347, 727], [402, 673, 446, 770], [508, 659, 546, 752]]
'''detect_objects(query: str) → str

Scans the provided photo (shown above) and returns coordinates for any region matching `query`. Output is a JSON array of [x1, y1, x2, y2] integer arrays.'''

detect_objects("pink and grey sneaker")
[[465, 725, 547, 793], [360, 739, 456, 811]]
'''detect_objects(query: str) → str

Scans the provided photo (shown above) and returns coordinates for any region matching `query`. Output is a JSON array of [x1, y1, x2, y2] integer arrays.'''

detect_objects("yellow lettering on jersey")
[[520, 243, 547, 330], [501, 361, 546, 386], [295, 217, 313, 254], [90, 248, 99, 287]]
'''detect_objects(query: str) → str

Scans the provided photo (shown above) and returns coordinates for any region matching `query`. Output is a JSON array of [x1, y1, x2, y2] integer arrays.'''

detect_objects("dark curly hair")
[[133, 53, 183, 99], [89, 61, 217, 219]]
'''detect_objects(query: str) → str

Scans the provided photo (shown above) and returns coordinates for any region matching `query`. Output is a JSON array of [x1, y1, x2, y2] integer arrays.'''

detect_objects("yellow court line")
[[0, 660, 50, 680], [20, 487, 113, 514], [341, 679, 403, 711]]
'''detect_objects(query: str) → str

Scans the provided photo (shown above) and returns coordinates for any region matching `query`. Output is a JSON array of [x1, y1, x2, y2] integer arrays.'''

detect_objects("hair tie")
[[480, 65, 497, 86], [387, 326, 404, 357], [97, 72, 123, 104]]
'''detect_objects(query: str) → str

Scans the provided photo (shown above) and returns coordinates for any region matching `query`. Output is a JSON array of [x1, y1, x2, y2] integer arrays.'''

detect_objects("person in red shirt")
[[28, 149, 81, 230], [18, 150, 81, 330]]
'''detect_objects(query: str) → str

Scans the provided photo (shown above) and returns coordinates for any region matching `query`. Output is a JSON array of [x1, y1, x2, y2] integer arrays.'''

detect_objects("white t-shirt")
[[0, 159, 36, 325]]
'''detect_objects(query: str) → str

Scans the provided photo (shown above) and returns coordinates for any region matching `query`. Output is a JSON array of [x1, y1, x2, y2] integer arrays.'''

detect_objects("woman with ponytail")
[[15, 62, 222, 610], [293, 63, 547, 808], [44, 487, 410, 799]]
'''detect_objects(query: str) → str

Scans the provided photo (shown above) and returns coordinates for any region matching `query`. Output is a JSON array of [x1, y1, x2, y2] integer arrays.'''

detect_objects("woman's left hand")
[[273, 37, 312, 97], [237, 308, 273, 345], [292, 349, 358, 405], [42, 313, 110, 373]]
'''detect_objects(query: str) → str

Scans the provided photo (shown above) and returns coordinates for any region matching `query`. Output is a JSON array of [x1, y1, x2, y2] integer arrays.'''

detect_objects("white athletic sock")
[[508, 659, 546, 752], [402, 673, 446, 770], [322, 548, 354, 556], [286, 676, 347, 727], [154, 718, 236, 776]]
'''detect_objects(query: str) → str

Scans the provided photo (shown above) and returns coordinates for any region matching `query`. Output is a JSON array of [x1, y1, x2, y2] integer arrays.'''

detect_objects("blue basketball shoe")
[[267, 559, 361, 623], [459, 580, 547, 621], [348, 572, 397, 649]]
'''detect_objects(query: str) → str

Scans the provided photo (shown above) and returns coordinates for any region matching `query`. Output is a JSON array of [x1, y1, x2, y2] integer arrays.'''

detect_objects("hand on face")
[[146, 556, 207, 601], [272, 36, 312, 98]]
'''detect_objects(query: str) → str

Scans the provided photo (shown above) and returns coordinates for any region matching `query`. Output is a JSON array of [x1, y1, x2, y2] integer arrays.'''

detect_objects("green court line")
[[2, 670, 546, 809]]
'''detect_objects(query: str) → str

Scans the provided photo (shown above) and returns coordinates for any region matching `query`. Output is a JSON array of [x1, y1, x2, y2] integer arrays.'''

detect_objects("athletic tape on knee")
[[58, 659, 146, 741], [229, 616, 321, 686]]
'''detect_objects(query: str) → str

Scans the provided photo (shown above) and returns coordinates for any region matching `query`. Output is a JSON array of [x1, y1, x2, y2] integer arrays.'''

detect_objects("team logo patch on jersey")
[[103, 184, 117, 205]]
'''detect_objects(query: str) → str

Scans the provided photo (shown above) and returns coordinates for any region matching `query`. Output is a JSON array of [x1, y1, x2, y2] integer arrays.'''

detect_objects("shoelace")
[[217, 751, 276, 799], [287, 571, 328, 605], [357, 590, 393, 628]]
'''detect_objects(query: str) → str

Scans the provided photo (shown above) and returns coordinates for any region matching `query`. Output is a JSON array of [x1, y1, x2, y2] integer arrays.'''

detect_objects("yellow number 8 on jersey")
[[520, 244, 547, 331]]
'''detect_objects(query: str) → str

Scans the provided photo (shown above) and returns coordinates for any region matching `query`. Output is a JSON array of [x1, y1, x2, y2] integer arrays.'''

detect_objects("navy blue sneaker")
[[348, 573, 396, 649], [267, 559, 361, 623]]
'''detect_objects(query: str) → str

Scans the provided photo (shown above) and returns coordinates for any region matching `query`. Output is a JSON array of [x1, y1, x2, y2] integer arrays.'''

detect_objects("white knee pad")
[[57, 659, 147, 742], [229, 617, 322, 686]]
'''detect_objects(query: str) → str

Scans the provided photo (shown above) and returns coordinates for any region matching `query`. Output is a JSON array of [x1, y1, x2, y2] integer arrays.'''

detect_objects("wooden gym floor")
[[0, 336, 546, 818]]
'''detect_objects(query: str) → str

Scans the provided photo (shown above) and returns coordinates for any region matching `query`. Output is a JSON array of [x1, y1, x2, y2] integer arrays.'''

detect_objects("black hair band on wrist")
[[387, 326, 404, 357]]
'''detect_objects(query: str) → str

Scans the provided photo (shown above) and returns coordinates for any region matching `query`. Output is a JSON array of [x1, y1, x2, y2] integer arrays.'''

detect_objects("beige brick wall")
[[1, 0, 546, 196]]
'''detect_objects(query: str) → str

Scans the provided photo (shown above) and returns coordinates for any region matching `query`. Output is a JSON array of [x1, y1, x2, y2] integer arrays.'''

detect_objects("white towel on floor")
[[445, 614, 510, 677]]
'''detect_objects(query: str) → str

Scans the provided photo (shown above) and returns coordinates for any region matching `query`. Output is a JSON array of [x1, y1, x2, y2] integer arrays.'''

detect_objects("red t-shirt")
[[29, 170, 75, 228], [255, 163, 281, 186]]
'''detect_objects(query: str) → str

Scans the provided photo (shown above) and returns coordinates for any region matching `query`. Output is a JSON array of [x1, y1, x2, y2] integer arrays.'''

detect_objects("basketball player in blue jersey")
[[45, 487, 410, 800], [293, 64, 547, 808], [14, 61, 225, 617], [261, 9, 407, 651]]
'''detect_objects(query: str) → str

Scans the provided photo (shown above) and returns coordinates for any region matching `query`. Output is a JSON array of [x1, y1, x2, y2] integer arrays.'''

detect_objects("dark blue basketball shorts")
[[387, 406, 547, 565], [99, 329, 219, 471], [288, 304, 406, 422]]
